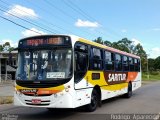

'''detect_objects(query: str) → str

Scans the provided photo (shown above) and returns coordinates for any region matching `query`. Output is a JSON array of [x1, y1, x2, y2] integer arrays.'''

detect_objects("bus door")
[[74, 42, 89, 89]]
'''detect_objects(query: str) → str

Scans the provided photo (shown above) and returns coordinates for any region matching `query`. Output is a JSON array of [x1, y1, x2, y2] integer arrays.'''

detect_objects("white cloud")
[[0, 39, 18, 47], [149, 47, 160, 58], [151, 28, 160, 31], [131, 38, 141, 46], [121, 29, 127, 33], [5, 5, 38, 18], [22, 28, 46, 37], [75, 19, 100, 28]]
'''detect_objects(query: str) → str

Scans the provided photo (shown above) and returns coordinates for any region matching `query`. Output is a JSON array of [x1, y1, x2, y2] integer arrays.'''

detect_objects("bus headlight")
[[65, 88, 69, 92], [65, 85, 70, 92]]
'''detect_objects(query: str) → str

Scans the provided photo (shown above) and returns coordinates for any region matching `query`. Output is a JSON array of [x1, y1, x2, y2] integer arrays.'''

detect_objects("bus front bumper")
[[14, 90, 74, 108]]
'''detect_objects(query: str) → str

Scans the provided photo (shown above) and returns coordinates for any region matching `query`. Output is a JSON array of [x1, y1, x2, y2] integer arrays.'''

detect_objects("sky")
[[0, 0, 160, 58]]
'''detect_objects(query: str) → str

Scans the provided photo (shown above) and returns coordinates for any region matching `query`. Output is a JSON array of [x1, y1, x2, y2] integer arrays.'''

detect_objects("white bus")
[[14, 35, 141, 112]]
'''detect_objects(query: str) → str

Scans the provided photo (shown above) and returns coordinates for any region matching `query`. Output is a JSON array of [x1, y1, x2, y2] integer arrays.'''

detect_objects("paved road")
[[0, 81, 160, 120]]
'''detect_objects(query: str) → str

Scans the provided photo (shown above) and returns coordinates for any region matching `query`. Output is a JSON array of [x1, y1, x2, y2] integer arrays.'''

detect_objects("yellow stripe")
[[84, 71, 128, 91], [79, 38, 106, 49], [84, 71, 107, 86], [16, 84, 65, 91]]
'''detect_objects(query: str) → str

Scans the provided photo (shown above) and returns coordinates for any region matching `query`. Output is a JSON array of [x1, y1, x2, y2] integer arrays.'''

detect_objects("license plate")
[[32, 99, 41, 104]]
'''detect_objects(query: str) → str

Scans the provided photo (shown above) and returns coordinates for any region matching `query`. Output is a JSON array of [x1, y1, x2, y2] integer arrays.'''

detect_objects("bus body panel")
[[14, 34, 141, 110]]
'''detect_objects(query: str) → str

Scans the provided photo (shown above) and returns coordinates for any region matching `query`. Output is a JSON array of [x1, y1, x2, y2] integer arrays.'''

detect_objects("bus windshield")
[[16, 49, 72, 81]]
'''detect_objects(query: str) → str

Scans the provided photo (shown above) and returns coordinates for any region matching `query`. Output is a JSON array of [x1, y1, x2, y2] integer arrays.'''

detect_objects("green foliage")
[[148, 58, 155, 71], [154, 56, 160, 70], [94, 37, 103, 44], [104, 40, 112, 47], [150, 71, 159, 75], [116, 38, 133, 53], [0, 42, 14, 52], [0, 45, 3, 51], [3, 42, 10, 47], [142, 71, 160, 81], [8, 47, 15, 52]]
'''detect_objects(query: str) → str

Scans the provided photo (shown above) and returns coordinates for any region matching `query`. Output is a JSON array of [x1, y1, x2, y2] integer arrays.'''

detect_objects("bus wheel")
[[125, 82, 132, 98], [47, 108, 56, 112], [86, 89, 98, 112]]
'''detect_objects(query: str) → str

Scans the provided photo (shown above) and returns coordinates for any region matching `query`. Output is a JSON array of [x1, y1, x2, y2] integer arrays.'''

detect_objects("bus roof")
[[70, 35, 140, 59], [18, 34, 140, 59]]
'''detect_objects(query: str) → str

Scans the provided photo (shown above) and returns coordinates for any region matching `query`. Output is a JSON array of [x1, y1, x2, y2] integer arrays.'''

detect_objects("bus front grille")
[[23, 93, 53, 96], [25, 100, 50, 106]]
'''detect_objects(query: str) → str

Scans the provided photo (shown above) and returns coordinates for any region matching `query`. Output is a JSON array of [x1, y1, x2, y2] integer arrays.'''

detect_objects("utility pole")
[[147, 54, 150, 80], [0, 59, 1, 83]]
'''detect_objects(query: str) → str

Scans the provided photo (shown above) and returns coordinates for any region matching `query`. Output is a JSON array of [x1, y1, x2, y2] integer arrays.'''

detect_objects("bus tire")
[[124, 82, 132, 98], [47, 108, 56, 112], [86, 89, 99, 112]]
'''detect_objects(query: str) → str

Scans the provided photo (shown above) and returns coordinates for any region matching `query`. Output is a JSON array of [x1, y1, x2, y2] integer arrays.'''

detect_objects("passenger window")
[[74, 43, 88, 83], [123, 56, 129, 71], [115, 54, 122, 71], [129, 57, 135, 71], [105, 51, 114, 70], [90, 47, 103, 70], [135, 59, 140, 71]]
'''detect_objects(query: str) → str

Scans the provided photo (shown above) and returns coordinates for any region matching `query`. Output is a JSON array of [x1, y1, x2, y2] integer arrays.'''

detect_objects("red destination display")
[[26, 37, 63, 46]]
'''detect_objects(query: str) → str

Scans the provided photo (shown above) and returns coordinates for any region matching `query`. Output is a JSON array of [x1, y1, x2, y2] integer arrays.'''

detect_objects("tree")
[[94, 37, 103, 44], [154, 56, 160, 70], [0, 45, 3, 51], [104, 40, 112, 47], [0, 42, 14, 52], [148, 58, 155, 71], [112, 41, 130, 53], [116, 38, 133, 53], [3, 42, 11, 51], [133, 43, 147, 71], [104, 38, 134, 53]]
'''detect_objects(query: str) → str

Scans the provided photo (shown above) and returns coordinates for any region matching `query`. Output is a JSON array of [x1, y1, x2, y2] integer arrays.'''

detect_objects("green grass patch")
[[0, 96, 13, 104], [142, 71, 160, 81]]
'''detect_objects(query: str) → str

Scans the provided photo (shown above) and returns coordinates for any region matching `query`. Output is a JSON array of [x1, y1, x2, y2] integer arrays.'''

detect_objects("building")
[[0, 51, 18, 81]]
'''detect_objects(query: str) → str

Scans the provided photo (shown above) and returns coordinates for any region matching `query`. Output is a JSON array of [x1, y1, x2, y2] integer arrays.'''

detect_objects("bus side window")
[[74, 43, 88, 83], [129, 57, 135, 71], [105, 51, 114, 71], [135, 59, 140, 72], [75, 52, 87, 71], [90, 47, 103, 70], [115, 54, 122, 71], [123, 56, 129, 71]]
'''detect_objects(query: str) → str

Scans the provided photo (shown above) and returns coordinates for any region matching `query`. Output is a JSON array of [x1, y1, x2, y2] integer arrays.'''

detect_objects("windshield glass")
[[16, 49, 72, 80]]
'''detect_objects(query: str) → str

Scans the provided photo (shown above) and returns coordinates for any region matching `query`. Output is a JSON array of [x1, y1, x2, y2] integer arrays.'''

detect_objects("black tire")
[[86, 89, 99, 112], [47, 108, 56, 112], [124, 82, 132, 98]]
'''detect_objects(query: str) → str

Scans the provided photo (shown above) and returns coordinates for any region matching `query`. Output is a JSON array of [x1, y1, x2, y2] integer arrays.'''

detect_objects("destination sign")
[[18, 36, 71, 48], [26, 37, 63, 46]]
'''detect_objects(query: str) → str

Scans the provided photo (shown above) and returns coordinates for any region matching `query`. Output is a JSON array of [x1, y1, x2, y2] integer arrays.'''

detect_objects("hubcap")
[[91, 92, 97, 108]]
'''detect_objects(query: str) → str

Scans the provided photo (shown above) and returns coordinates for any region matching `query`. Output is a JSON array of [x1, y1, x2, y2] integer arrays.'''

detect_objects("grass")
[[142, 71, 160, 81], [0, 96, 13, 104]]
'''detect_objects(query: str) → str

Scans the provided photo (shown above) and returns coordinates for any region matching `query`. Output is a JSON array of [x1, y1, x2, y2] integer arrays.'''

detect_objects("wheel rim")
[[91, 92, 98, 109]]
